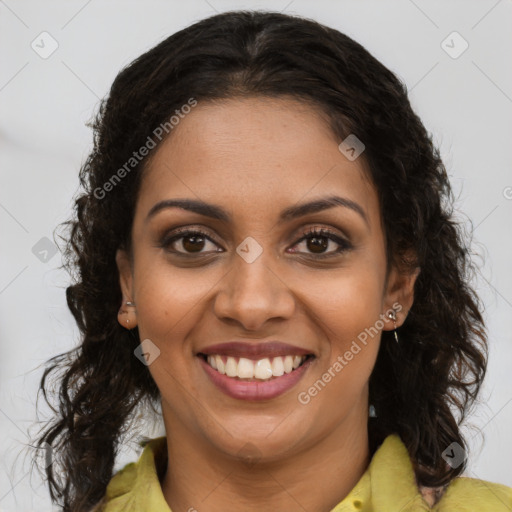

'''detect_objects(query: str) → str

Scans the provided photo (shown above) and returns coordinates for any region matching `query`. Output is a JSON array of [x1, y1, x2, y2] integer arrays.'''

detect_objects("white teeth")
[[254, 358, 273, 379], [283, 355, 293, 374], [225, 357, 238, 377], [205, 354, 308, 380], [215, 355, 225, 374], [238, 357, 254, 379], [271, 356, 284, 377]]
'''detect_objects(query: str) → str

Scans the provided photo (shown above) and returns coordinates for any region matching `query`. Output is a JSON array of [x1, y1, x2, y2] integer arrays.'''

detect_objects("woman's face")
[[117, 97, 417, 462]]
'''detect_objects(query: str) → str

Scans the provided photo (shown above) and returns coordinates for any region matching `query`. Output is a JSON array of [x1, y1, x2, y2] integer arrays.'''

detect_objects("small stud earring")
[[119, 300, 136, 329]]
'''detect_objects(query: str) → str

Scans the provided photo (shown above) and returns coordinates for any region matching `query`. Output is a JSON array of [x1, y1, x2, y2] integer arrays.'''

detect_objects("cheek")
[[132, 251, 218, 343], [295, 273, 383, 425], [131, 262, 210, 409], [298, 261, 385, 387], [305, 264, 385, 340]]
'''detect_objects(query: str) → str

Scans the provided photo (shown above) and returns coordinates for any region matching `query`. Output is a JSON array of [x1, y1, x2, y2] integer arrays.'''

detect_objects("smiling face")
[[116, 96, 417, 464]]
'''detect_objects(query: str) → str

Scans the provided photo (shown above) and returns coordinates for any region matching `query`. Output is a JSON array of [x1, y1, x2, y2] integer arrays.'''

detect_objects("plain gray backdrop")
[[1, 1, 511, 510]]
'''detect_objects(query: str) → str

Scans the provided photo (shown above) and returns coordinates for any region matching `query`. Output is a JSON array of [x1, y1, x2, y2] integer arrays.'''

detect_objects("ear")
[[116, 248, 133, 297], [382, 253, 420, 330], [116, 248, 137, 329]]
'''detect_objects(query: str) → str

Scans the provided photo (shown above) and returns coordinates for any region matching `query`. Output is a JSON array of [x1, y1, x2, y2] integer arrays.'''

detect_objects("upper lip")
[[197, 341, 314, 359]]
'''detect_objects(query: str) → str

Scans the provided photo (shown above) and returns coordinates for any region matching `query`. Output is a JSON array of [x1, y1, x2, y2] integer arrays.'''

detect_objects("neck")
[[161, 405, 370, 512]]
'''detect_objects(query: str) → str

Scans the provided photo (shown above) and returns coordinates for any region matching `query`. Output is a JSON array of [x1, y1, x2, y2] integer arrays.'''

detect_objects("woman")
[[35, 10, 512, 512]]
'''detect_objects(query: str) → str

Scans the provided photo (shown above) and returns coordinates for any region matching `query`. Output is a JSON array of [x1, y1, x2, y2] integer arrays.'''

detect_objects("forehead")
[[136, 97, 378, 228]]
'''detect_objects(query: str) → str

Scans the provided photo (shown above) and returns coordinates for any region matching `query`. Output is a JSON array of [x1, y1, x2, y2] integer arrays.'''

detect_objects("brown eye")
[[160, 229, 222, 255], [290, 227, 352, 258]]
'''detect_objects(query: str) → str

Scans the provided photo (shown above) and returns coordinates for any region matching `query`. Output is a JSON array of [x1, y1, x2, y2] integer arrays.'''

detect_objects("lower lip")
[[198, 356, 313, 401]]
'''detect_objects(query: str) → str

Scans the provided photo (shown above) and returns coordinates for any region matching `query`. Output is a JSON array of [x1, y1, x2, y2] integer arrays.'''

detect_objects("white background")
[[1, 1, 511, 510]]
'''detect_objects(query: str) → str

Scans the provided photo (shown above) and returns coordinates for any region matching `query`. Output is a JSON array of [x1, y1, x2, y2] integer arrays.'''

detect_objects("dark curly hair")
[[33, 10, 487, 511]]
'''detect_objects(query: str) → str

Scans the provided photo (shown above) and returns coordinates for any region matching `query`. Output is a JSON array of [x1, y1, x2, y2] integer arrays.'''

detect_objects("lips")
[[198, 341, 313, 359], [197, 341, 315, 401]]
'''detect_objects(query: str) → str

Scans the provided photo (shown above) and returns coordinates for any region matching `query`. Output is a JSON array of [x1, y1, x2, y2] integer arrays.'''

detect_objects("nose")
[[213, 249, 296, 331]]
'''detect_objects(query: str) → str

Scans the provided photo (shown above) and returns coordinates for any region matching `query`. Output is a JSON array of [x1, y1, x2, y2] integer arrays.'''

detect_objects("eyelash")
[[159, 226, 352, 259]]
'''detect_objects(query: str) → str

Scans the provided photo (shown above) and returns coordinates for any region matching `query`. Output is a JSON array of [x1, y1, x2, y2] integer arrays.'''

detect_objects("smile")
[[201, 354, 310, 380], [197, 352, 314, 401]]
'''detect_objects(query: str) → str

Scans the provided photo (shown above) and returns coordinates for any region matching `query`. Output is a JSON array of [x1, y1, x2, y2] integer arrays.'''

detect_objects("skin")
[[116, 97, 418, 512]]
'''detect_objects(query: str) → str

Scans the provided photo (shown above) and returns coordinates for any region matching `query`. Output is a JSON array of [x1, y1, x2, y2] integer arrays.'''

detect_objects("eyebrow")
[[145, 195, 369, 227]]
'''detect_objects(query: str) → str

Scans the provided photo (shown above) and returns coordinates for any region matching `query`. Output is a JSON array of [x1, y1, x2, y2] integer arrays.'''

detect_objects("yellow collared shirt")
[[94, 434, 512, 511]]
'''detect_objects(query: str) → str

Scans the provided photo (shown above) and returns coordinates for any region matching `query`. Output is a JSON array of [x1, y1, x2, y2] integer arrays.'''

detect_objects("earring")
[[387, 309, 399, 344], [118, 300, 136, 328], [369, 404, 377, 418]]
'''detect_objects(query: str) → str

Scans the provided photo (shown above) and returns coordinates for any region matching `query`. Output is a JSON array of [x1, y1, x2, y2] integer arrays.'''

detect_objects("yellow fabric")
[[95, 434, 512, 511]]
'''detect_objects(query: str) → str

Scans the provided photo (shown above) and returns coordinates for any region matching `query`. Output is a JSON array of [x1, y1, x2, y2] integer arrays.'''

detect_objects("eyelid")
[[297, 224, 349, 241], [289, 226, 352, 256], [158, 223, 352, 257], [159, 226, 221, 249]]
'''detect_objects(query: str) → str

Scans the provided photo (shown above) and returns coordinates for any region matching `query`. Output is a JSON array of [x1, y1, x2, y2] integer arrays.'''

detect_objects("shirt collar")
[[331, 433, 426, 511], [113, 433, 427, 511]]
